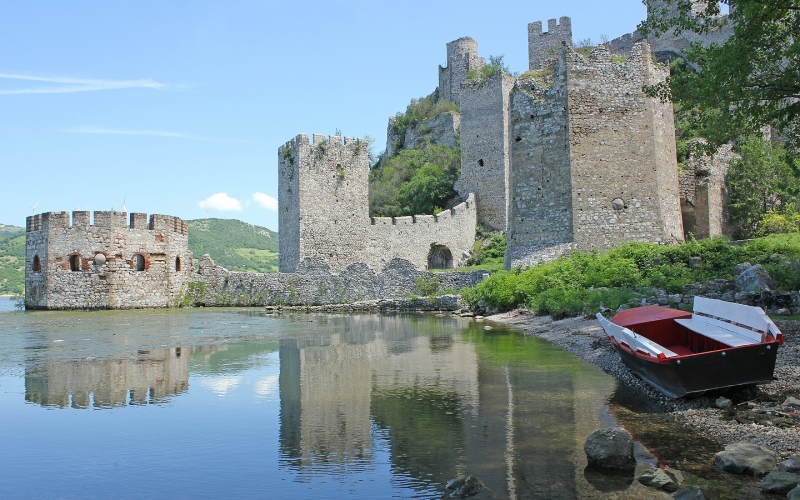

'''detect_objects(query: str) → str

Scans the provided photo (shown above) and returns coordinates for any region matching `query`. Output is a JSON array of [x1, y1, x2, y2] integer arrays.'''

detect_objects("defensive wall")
[[278, 133, 477, 274], [506, 41, 684, 269], [25, 211, 192, 310], [679, 141, 736, 239], [190, 255, 486, 308]]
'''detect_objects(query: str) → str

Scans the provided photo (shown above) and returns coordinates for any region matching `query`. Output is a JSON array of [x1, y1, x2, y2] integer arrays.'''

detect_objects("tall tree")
[[640, 0, 800, 150]]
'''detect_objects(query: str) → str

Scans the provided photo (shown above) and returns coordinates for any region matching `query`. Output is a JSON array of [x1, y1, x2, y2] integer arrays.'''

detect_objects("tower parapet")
[[528, 17, 572, 70]]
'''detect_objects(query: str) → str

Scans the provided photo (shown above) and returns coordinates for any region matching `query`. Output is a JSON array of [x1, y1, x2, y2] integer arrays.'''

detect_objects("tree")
[[640, 0, 800, 150], [727, 136, 800, 238]]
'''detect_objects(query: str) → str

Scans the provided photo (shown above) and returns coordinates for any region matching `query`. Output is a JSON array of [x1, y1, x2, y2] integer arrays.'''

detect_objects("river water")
[[0, 304, 630, 499]]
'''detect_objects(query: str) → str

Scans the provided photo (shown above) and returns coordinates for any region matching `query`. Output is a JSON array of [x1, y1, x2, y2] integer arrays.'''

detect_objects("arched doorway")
[[428, 244, 454, 270]]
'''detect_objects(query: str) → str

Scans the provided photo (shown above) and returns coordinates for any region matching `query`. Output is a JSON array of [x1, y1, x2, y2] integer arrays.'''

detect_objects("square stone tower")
[[506, 41, 684, 269]]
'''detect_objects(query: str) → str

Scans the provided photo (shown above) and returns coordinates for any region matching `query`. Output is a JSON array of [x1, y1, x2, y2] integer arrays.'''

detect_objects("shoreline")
[[489, 309, 800, 460]]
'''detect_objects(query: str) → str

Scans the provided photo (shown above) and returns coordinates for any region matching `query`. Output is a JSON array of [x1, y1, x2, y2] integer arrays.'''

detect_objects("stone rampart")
[[279, 133, 477, 274], [506, 41, 684, 269], [528, 17, 573, 71], [679, 141, 736, 239], [25, 211, 192, 309], [191, 255, 486, 307]]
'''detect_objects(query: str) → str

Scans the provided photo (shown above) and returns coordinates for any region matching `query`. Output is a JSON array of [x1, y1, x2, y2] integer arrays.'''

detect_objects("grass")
[[462, 234, 800, 317]]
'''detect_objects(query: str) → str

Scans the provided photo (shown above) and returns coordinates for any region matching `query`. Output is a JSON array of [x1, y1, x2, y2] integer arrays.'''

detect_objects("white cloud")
[[62, 126, 208, 141], [0, 73, 173, 94], [198, 193, 242, 212], [252, 192, 278, 211]]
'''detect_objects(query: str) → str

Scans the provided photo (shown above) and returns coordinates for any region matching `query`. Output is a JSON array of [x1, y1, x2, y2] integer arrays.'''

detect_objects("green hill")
[[187, 218, 278, 273], [0, 224, 23, 235], [0, 229, 25, 295]]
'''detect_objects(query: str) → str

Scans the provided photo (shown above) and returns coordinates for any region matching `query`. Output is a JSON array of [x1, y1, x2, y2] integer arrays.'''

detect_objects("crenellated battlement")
[[26, 211, 188, 235], [528, 16, 572, 71]]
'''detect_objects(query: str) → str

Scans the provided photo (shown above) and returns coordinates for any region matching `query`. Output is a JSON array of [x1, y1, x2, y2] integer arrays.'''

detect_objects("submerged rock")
[[446, 475, 485, 498], [673, 486, 705, 499], [714, 442, 778, 475], [637, 467, 679, 492], [584, 428, 635, 470], [760, 471, 800, 494], [780, 455, 800, 473]]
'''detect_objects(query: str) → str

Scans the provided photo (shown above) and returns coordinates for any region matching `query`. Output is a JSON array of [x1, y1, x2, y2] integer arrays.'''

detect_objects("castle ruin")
[[25, 211, 192, 309]]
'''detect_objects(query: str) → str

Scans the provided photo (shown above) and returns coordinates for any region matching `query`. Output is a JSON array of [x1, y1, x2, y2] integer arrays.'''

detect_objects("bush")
[[757, 204, 800, 236], [466, 55, 509, 88], [392, 95, 460, 138]]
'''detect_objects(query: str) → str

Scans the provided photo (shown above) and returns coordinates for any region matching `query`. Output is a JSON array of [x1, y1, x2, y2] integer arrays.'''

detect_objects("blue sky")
[[0, 0, 646, 231]]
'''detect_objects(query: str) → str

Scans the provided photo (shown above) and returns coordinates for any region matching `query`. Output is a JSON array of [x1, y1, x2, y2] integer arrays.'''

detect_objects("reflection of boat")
[[596, 297, 782, 398]]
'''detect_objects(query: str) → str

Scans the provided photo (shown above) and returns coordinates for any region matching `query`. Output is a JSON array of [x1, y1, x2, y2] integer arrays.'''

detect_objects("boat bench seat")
[[675, 317, 762, 347]]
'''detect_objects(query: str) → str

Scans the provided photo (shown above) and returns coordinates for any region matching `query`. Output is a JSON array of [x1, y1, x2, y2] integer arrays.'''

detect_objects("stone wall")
[[191, 255, 486, 307], [506, 41, 684, 269], [25, 211, 192, 310], [679, 141, 736, 239], [456, 71, 515, 231], [279, 133, 477, 274], [438, 37, 485, 105], [528, 17, 573, 71]]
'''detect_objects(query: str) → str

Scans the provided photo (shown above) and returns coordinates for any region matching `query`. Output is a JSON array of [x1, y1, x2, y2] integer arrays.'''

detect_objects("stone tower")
[[438, 37, 486, 105], [528, 17, 573, 70], [505, 41, 684, 269], [278, 134, 477, 273], [25, 211, 192, 309], [456, 71, 516, 231]]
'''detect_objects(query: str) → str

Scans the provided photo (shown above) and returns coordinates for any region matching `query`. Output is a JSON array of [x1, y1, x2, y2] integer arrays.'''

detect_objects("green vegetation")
[[391, 95, 460, 138], [370, 144, 461, 217], [463, 230, 506, 272], [188, 218, 278, 273], [466, 55, 509, 88], [0, 230, 24, 295], [641, 0, 800, 151], [462, 234, 800, 317], [727, 136, 800, 239]]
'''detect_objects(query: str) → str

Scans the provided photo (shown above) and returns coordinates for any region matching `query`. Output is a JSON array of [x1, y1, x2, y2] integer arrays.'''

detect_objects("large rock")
[[673, 486, 705, 500], [446, 475, 485, 498], [733, 262, 752, 275], [735, 264, 775, 292], [790, 485, 800, 500], [714, 442, 778, 475], [760, 471, 800, 494], [637, 467, 679, 492], [584, 428, 636, 470], [780, 455, 800, 473]]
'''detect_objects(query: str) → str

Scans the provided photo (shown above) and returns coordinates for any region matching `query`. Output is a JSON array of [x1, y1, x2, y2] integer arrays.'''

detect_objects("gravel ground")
[[490, 309, 800, 460]]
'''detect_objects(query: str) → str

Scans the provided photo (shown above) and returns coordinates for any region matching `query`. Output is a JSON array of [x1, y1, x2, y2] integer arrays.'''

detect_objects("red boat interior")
[[611, 305, 775, 357]]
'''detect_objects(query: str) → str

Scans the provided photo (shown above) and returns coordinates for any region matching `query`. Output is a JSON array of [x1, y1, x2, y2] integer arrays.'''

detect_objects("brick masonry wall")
[[528, 17, 573, 71], [279, 134, 477, 274], [506, 41, 684, 269], [25, 211, 192, 310], [456, 71, 515, 231], [191, 255, 486, 307]]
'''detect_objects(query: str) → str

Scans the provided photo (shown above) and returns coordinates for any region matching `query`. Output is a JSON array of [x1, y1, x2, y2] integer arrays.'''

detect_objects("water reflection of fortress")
[[25, 347, 193, 408], [279, 315, 613, 499]]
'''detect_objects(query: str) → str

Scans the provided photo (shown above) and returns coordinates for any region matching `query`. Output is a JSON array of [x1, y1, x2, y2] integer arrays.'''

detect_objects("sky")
[[0, 0, 647, 231]]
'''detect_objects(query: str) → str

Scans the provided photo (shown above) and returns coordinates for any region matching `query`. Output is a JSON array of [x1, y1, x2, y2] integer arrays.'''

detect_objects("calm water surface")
[[0, 306, 622, 499]]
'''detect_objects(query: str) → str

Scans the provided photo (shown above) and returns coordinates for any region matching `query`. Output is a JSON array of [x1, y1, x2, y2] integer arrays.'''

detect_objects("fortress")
[[25, 2, 737, 309]]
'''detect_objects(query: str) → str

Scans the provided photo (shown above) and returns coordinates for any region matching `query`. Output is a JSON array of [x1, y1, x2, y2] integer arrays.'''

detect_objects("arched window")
[[175, 256, 181, 271], [133, 254, 145, 271], [32, 255, 41, 273], [69, 255, 81, 272], [428, 245, 454, 270]]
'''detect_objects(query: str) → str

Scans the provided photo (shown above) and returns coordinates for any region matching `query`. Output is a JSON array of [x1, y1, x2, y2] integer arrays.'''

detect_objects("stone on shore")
[[735, 264, 774, 292], [636, 467, 679, 492], [715, 396, 732, 408], [790, 485, 800, 500], [780, 455, 800, 473], [759, 471, 800, 494], [584, 428, 636, 470], [673, 486, 705, 500], [714, 442, 778, 475], [732, 262, 752, 275]]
